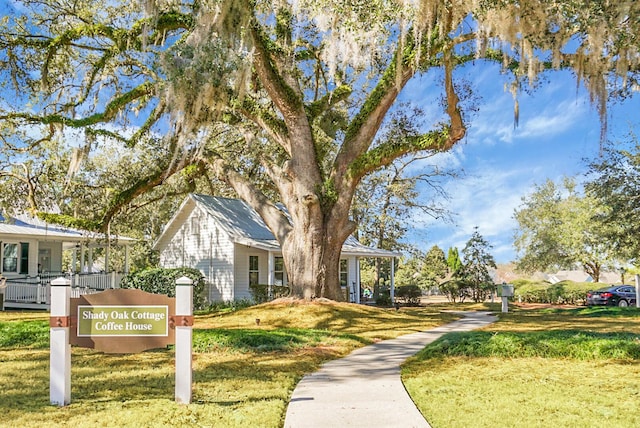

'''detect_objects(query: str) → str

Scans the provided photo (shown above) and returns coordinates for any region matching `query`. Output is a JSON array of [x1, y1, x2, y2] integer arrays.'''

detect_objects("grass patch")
[[417, 330, 640, 360], [404, 357, 640, 428], [0, 300, 454, 428], [193, 328, 349, 353], [0, 319, 50, 348], [403, 305, 640, 428]]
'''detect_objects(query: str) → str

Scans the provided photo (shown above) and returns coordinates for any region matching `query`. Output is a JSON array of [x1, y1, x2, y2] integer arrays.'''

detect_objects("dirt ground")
[[419, 295, 451, 304]]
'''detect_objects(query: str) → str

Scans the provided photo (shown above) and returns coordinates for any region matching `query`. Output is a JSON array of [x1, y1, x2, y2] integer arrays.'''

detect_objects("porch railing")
[[3, 280, 48, 304], [2, 272, 124, 307], [71, 272, 124, 289]]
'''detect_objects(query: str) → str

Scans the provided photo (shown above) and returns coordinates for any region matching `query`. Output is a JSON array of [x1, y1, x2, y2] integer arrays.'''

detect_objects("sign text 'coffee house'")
[[77, 305, 169, 336]]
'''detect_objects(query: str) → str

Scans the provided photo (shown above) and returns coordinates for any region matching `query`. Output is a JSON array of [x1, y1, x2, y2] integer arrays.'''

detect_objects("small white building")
[[153, 194, 399, 303]]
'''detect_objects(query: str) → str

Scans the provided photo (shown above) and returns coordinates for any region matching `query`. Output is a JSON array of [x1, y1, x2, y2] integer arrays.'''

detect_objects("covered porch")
[[255, 236, 400, 304], [0, 213, 135, 310]]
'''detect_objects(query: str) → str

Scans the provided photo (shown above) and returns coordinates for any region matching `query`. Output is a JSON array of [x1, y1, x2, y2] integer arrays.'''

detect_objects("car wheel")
[[618, 299, 629, 307]]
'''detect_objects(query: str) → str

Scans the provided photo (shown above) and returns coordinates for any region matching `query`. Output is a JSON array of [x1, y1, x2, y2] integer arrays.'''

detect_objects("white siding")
[[205, 215, 235, 302], [158, 204, 236, 302], [158, 203, 195, 269]]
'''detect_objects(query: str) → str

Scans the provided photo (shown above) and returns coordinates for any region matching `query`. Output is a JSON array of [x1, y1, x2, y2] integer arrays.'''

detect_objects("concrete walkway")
[[284, 311, 497, 428]]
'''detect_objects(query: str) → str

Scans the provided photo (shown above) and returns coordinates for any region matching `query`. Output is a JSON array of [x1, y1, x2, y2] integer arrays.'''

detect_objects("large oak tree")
[[1, 1, 638, 300], [513, 178, 617, 282]]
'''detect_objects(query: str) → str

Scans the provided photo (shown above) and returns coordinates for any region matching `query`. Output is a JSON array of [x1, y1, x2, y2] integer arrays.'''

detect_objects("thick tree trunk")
[[282, 222, 346, 301]]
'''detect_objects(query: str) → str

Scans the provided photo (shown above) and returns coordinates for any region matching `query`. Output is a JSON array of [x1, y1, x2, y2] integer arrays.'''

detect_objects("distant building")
[[546, 270, 622, 284]]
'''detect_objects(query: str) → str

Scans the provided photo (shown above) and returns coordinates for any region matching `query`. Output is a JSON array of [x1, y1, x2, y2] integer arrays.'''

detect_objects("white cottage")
[[153, 194, 399, 303]]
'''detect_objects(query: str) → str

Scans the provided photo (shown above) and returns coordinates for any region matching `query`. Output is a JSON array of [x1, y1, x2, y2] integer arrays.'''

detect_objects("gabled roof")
[[0, 213, 136, 246], [154, 194, 400, 258]]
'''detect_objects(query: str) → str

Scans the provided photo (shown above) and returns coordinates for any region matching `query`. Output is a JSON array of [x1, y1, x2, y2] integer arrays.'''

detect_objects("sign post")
[[175, 276, 194, 404], [50, 277, 71, 406], [49, 281, 193, 405], [501, 283, 514, 313]]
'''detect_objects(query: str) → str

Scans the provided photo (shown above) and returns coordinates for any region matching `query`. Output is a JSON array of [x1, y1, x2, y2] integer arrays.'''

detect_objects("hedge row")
[[511, 279, 604, 305], [395, 285, 421, 305], [120, 267, 207, 310]]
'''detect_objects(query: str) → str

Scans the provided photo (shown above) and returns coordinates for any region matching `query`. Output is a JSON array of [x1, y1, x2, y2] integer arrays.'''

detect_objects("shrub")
[[513, 279, 601, 305], [439, 279, 472, 303], [375, 285, 392, 306], [248, 284, 291, 303], [395, 285, 422, 305], [556, 281, 596, 305], [120, 267, 206, 310], [376, 294, 392, 306]]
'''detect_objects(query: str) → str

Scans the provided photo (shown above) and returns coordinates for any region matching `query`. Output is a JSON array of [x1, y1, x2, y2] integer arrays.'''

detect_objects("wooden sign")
[[70, 288, 176, 353]]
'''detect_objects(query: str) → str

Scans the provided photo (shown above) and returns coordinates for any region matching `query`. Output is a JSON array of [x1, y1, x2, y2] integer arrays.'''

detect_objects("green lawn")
[[403, 305, 640, 428], [2, 302, 639, 427], [0, 300, 456, 428]]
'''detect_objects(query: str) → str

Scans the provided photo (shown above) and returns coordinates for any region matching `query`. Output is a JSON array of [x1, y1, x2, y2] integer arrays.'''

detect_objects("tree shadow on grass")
[[0, 348, 177, 416], [199, 301, 459, 340]]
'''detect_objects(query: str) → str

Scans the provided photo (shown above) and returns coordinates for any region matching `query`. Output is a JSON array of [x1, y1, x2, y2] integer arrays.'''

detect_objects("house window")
[[274, 256, 285, 285], [249, 255, 259, 286], [190, 215, 199, 235], [20, 243, 29, 274], [340, 259, 348, 287], [3, 242, 29, 274]]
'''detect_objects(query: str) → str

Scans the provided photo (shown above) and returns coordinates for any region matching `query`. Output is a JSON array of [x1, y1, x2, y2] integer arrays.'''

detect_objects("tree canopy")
[[1, 0, 639, 299], [422, 245, 448, 290], [513, 177, 617, 281], [461, 227, 496, 302], [585, 138, 640, 266]]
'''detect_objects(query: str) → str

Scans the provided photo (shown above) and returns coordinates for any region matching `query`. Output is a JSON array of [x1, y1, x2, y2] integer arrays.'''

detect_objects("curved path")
[[284, 311, 497, 428]]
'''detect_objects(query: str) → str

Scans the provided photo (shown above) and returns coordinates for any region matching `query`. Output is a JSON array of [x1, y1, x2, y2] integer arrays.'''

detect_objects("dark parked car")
[[586, 285, 637, 307]]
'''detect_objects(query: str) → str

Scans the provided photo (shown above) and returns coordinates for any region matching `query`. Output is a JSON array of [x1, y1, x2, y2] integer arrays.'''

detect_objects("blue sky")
[[2, 0, 637, 265], [400, 66, 640, 264]]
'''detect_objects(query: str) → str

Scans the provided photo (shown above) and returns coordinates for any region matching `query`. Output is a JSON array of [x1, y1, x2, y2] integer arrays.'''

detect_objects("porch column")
[[88, 247, 93, 273], [72, 247, 78, 273], [355, 257, 361, 304], [267, 252, 274, 300], [124, 245, 130, 273], [80, 245, 86, 273], [390, 257, 395, 302], [104, 245, 110, 273]]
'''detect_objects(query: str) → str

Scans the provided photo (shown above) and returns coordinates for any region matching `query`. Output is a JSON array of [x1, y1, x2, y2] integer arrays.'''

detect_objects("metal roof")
[[156, 194, 399, 258], [0, 213, 135, 245]]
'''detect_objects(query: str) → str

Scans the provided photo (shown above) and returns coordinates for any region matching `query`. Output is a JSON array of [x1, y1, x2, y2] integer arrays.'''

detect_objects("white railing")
[[71, 287, 103, 298], [4, 281, 46, 303], [71, 272, 124, 290], [2, 272, 123, 307]]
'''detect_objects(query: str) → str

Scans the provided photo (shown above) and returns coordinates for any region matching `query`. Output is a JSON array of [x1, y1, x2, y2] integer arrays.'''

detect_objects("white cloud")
[[467, 75, 593, 146], [402, 69, 638, 264], [411, 161, 538, 262]]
